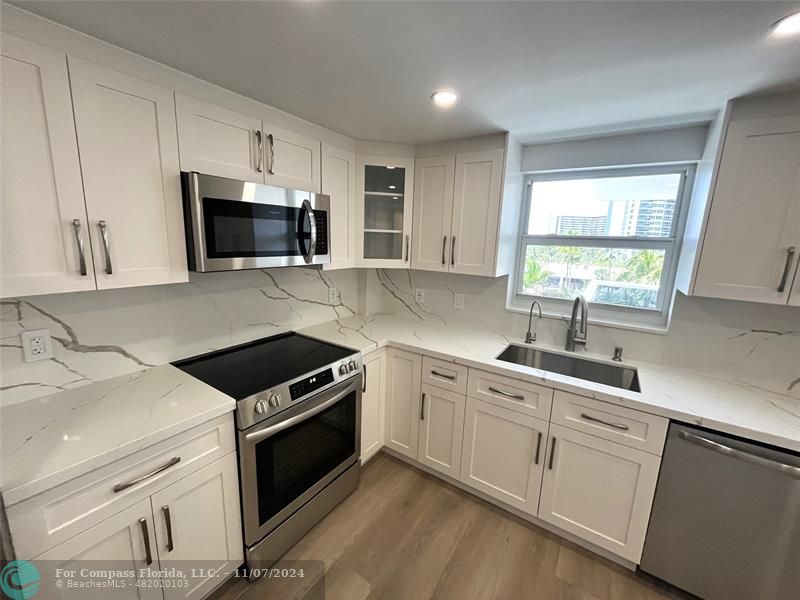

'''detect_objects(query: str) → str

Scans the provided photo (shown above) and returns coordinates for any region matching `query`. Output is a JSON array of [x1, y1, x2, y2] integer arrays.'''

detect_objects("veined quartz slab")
[[0, 365, 235, 506], [299, 314, 800, 453]]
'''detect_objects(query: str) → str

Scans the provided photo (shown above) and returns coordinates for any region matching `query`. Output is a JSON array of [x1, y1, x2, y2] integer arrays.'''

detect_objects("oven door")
[[184, 171, 329, 272], [238, 376, 361, 546]]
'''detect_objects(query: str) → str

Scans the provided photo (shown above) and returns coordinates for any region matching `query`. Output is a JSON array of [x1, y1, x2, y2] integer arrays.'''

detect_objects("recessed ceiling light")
[[432, 89, 459, 108], [771, 11, 800, 36]]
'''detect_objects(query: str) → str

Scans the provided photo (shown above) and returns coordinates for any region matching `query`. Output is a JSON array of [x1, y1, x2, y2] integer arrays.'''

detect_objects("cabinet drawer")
[[551, 391, 667, 455], [467, 369, 553, 420], [8, 413, 235, 559], [422, 356, 468, 395]]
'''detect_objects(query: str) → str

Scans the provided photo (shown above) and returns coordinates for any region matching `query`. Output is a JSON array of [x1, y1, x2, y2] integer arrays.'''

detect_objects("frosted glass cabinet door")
[[1, 35, 97, 297]]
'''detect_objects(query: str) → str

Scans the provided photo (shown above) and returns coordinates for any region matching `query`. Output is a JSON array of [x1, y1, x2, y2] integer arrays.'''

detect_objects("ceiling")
[[10, 1, 800, 144]]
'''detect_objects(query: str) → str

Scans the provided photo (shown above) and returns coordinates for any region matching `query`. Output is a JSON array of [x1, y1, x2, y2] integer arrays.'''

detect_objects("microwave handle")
[[300, 198, 317, 265]]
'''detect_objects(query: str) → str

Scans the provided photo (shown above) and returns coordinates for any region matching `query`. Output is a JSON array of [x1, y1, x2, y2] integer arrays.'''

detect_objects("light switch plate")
[[454, 293, 465, 310], [414, 288, 425, 303], [328, 287, 340, 304], [21, 329, 54, 362]]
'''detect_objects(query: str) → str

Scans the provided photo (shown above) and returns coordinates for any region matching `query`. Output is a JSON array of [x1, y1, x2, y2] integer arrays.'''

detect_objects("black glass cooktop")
[[173, 332, 354, 400]]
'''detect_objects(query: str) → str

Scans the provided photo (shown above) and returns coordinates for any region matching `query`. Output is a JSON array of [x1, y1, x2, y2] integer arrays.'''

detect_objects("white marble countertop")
[[299, 314, 800, 453], [0, 365, 235, 506]]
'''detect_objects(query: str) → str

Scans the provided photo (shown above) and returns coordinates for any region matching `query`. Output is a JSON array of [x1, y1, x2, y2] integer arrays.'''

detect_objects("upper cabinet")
[[322, 143, 357, 270], [69, 57, 188, 290], [683, 94, 800, 305], [356, 156, 415, 268], [411, 146, 506, 276], [176, 95, 321, 192], [1, 35, 96, 297]]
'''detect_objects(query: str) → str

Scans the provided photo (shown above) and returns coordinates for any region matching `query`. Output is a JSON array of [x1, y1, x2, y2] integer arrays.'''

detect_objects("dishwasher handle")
[[679, 430, 800, 478]]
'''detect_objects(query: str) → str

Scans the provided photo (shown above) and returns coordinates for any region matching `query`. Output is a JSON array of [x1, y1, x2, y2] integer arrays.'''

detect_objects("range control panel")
[[289, 368, 334, 400]]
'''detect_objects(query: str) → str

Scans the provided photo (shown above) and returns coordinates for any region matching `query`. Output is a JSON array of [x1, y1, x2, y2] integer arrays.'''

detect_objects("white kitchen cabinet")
[[383, 348, 422, 459], [411, 148, 505, 276], [0, 35, 96, 297], [175, 93, 263, 182], [35, 499, 161, 600], [151, 453, 243, 600], [411, 155, 455, 272], [417, 384, 466, 479], [322, 143, 357, 269], [693, 114, 800, 304], [69, 57, 187, 290], [460, 397, 547, 516], [356, 156, 415, 268], [360, 351, 385, 463], [539, 424, 661, 563], [263, 122, 321, 193]]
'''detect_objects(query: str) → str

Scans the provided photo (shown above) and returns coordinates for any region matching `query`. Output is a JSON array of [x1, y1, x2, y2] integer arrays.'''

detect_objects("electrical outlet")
[[454, 293, 465, 310], [414, 288, 425, 303], [328, 287, 340, 304], [21, 329, 54, 362]]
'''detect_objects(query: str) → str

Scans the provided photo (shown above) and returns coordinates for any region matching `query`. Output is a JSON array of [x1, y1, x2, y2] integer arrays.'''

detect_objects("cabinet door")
[[789, 270, 800, 306], [34, 499, 160, 600], [360, 351, 385, 463], [150, 453, 243, 600], [263, 123, 321, 192], [539, 424, 661, 563], [694, 115, 800, 304], [357, 156, 415, 268], [175, 93, 264, 182], [322, 143, 357, 269], [1, 35, 97, 297], [417, 384, 465, 478], [69, 57, 188, 290], [460, 397, 547, 516], [411, 155, 455, 272], [383, 348, 422, 459], [450, 149, 505, 276]]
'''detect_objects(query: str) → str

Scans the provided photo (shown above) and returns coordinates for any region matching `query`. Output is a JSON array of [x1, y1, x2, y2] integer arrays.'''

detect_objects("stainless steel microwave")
[[181, 172, 330, 272]]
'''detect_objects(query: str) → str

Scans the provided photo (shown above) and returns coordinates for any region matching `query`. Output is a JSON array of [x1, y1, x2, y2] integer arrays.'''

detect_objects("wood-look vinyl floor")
[[211, 453, 691, 600]]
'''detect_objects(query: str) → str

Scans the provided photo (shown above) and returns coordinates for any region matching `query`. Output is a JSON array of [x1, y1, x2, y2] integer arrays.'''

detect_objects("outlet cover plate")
[[21, 329, 54, 362], [454, 293, 465, 310], [414, 288, 425, 303], [328, 287, 340, 304]]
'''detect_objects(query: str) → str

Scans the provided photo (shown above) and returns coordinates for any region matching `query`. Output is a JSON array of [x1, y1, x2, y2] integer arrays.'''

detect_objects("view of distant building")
[[555, 215, 607, 236], [621, 199, 675, 237]]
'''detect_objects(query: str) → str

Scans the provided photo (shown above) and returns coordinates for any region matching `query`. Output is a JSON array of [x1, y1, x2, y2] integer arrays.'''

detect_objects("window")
[[514, 165, 695, 328]]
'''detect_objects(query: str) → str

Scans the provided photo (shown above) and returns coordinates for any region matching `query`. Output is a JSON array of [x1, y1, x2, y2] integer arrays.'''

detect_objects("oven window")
[[255, 389, 357, 526], [203, 197, 308, 258]]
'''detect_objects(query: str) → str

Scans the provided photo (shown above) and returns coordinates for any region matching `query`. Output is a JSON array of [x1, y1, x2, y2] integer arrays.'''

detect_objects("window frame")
[[510, 163, 696, 330]]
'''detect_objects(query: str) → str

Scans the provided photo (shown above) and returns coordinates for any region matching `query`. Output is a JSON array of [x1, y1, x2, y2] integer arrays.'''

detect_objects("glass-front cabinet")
[[356, 156, 415, 267]]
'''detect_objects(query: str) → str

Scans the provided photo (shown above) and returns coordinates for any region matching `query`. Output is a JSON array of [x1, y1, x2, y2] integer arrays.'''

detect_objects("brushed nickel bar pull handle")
[[404, 234, 410, 262], [113, 456, 181, 493], [580, 412, 630, 431], [777, 246, 796, 292], [72, 219, 87, 276], [488, 386, 524, 401], [451, 236, 456, 266], [534, 431, 543, 465], [420, 393, 426, 421], [97, 220, 112, 275], [441, 236, 447, 265], [139, 518, 153, 565], [362, 364, 367, 393], [267, 133, 275, 175], [679, 430, 800, 478], [548, 436, 556, 470], [161, 505, 174, 552], [255, 130, 263, 173], [431, 370, 456, 380]]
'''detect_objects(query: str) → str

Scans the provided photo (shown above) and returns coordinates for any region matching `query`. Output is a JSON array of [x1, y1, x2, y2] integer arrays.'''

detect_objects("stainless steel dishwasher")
[[640, 423, 800, 600]]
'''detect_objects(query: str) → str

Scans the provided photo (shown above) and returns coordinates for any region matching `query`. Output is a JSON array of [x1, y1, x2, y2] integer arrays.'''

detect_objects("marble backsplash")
[[368, 269, 800, 400], [0, 267, 363, 406]]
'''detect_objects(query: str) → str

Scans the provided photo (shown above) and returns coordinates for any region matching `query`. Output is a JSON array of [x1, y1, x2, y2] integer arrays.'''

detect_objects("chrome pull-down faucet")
[[525, 300, 542, 344], [565, 295, 588, 351]]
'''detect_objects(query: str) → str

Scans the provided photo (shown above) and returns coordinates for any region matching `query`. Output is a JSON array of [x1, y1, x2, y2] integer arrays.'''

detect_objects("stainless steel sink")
[[496, 344, 640, 392]]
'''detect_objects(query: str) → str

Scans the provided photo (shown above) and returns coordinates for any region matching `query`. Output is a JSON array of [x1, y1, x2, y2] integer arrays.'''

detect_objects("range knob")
[[254, 399, 268, 415], [338, 364, 348, 375], [348, 360, 358, 372], [268, 394, 281, 408]]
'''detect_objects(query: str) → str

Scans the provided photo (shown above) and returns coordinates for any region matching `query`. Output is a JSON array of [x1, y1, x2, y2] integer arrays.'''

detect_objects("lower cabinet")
[[417, 384, 465, 478], [538, 424, 661, 563], [383, 348, 422, 459], [459, 397, 547, 515], [360, 350, 385, 463]]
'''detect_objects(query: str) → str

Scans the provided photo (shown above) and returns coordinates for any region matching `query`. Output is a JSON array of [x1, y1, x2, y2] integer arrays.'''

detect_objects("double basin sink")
[[496, 344, 640, 392]]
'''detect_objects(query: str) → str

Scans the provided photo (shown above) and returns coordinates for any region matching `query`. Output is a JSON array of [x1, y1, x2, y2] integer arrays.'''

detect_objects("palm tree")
[[523, 257, 550, 291], [620, 250, 664, 284]]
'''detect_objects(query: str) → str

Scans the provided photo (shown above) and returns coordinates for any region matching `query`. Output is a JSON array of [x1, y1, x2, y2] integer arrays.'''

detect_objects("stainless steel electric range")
[[173, 332, 362, 570]]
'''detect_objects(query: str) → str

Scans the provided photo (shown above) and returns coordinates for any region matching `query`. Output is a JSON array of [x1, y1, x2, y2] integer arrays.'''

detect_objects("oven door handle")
[[244, 379, 356, 444]]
